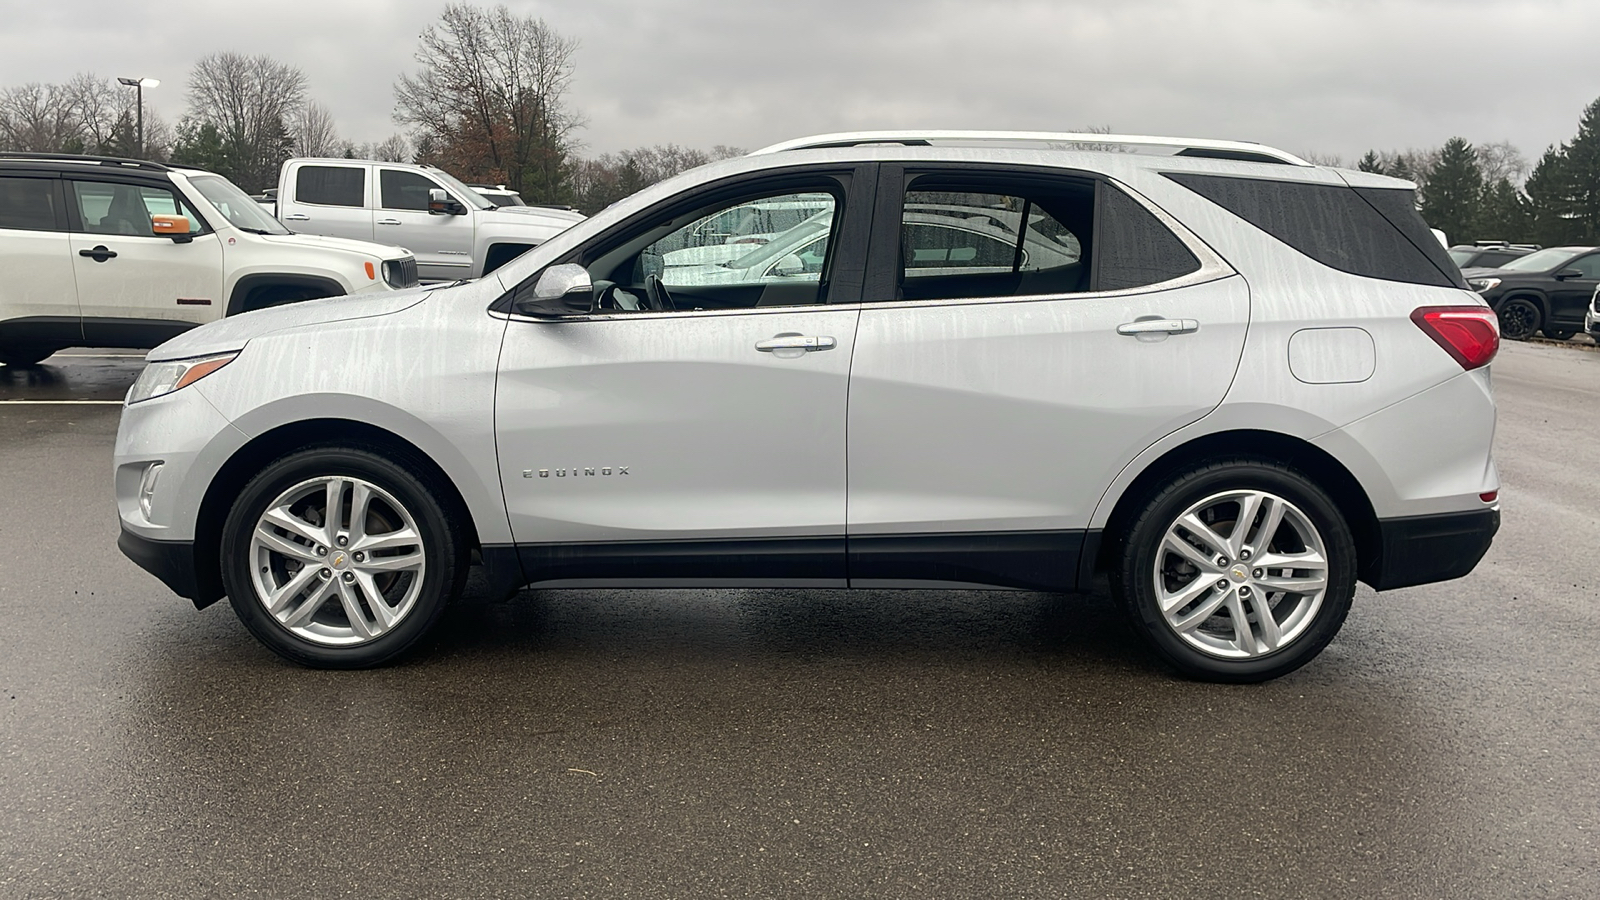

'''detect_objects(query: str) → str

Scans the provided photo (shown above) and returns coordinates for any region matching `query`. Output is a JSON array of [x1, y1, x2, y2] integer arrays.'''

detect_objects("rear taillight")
[[1411, 306, 1499, 370]]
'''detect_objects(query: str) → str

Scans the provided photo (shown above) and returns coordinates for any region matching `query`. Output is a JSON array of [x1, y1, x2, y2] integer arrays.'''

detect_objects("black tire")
[[1497, 297, 1541, 341], [220, 445, 466, 668], [1108, 458, 1357, 683], [0, 344, 59, 367], [240, 285, 331, 314], [1542, 328, 1576, 341]]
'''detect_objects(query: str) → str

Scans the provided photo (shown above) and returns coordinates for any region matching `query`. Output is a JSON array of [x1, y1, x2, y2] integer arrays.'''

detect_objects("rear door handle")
[[78, 246, 117, 262], [755, 334, 837, 352], [1116, 318, 1199, 336], [377, 218, 401, 226], [283, 213, 310, 222]]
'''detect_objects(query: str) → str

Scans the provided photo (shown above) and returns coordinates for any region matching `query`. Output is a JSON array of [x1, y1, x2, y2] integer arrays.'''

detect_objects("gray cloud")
[[2, 0, 1598, 164]]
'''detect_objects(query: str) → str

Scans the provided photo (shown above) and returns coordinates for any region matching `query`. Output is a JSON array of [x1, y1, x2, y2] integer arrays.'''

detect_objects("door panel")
[[495, 307, 860, 550], [279, 163, 374, 242], [377, 168, 474, 280], [846, 276, 1249, 537], [1549, 252, 1600, 327], [0, 175, 79, 343]]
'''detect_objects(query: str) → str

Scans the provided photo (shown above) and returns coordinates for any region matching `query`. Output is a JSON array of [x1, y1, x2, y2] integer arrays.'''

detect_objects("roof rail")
[[0, 151, 171, 172], [749, 131, 1312, 166]]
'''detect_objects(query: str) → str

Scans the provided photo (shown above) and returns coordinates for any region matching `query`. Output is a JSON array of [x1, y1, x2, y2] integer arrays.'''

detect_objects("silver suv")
[[114, 131, 1502, 681]]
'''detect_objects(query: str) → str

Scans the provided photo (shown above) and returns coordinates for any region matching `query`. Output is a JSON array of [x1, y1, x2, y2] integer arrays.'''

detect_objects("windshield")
[[1499, 247, 1581, 272], [428, 168, 493, 210], [1448, 249, 1475, 266], [184, 174, 291, 235]]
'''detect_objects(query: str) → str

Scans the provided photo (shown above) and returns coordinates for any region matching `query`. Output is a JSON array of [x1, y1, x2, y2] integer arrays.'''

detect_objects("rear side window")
[[296, 165, 364, 207], [68, 181, 203, 237], [1165, 173, 1465, 289], [894, 179, 1093, 301], [0, 176, 61, 231]]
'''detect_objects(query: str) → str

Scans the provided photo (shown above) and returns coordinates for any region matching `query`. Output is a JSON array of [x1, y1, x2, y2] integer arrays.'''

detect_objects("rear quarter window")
[[1164, 173, 1465, 289]]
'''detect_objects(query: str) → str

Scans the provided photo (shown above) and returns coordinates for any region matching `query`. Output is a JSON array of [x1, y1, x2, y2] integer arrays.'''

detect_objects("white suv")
[[0, 153, 419, 366], [113, 131, 1502, 682]]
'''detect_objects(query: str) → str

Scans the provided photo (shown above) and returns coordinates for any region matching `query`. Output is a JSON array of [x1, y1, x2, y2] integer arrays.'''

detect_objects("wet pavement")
[[0, 343, 1596, 898]]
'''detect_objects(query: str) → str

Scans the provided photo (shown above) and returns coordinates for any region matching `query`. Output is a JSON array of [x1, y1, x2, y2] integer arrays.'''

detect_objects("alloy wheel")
[[1152, 489, 1329, 659], [248, 475, 427, 646]]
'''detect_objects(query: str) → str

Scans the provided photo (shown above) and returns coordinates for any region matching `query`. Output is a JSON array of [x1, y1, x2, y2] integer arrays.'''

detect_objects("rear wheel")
[[1497, 298, 1541, 341], [1543, 328, 1576, 341], [220, 446, 466, 668], [1110, 459, 1357, 683]]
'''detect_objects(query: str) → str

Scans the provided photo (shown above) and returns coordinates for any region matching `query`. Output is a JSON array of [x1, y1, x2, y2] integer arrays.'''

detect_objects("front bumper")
[[1586, 308, 1599, 338], [118, 526, 223, 608], [1361, 508, 1500, 591]]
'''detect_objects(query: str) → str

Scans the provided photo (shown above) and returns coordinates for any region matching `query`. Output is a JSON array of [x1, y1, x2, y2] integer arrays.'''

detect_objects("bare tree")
[[395, 3, 582, 202], [292, 101, 341, 158], [186, 52, 307, 190], [1477, 140, 1530, 186], [340, 133, 413, 162], [0, 82, 80, 152], [571, 143, 746, 213]]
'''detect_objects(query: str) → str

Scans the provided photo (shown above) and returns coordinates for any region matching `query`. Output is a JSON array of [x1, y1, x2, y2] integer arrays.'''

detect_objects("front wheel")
[[1110, 460, 1357, 683], [1497, 298, 1541, 341], [1542, 328, 1576, 341], [220, 446, 466, 668]]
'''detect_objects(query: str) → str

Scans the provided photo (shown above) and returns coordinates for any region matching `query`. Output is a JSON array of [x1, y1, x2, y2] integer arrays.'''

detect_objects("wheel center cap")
[[1229, 564, 1250, 582], [330, 551, 349, 570]]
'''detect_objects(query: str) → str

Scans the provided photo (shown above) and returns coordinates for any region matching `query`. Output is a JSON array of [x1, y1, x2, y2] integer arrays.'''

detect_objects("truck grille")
[[382, 258, 419, 289]]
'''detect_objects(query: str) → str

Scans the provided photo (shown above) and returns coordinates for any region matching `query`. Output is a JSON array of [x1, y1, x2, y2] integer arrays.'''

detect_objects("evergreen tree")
[[1388, 156, 1414, 184], [1562, 97, 1600, 243], [1525, 145, 1576, 246], [169, 120, 231, 179], [1419, 137, 1483, 244], [1476, 178, 1535, 243], [1357, 150, 1385, 174]]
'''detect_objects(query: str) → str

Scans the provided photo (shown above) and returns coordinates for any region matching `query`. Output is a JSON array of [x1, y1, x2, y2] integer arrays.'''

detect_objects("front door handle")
[[377, 218, 401, 226], [283, 213, 310, 222], [78, 245, 117, 263], [1116, 318, 1199, 336], [755, 333, 837, 353]]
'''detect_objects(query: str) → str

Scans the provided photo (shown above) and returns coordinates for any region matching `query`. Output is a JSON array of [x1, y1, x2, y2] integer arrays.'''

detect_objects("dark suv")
[[1463, 246, 1600, 340], [1448, 242, 1538, 270]]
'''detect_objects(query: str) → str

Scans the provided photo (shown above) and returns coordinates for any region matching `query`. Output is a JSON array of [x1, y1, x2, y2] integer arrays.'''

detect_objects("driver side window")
[[617, 190, 839, 310]]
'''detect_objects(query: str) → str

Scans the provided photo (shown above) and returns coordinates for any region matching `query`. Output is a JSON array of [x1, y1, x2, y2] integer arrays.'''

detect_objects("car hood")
[[148, 287, 433, 361], [483, 206, 587, 228], [262, 231, 410, 258], [1460, 265, 1549, 280]]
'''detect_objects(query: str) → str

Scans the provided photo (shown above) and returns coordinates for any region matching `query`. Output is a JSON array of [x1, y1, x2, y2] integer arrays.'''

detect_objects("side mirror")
[[516, 264, 594, 317], [772, 254, 804, 277], [151, 214, 194, 243], [428, 188, 465, 216], [1554, 268, 1585, 280]]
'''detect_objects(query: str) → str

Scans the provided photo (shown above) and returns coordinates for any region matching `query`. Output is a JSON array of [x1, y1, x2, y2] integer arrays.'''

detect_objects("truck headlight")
[[126, 352, 239, 405]]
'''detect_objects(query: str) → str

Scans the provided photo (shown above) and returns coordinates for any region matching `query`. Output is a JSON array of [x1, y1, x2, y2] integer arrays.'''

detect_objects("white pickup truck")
[[275, 158, 585, 282]]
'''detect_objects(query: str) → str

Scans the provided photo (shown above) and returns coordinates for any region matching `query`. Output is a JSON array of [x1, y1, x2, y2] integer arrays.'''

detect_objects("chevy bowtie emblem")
[[333, 553, 346, 567]]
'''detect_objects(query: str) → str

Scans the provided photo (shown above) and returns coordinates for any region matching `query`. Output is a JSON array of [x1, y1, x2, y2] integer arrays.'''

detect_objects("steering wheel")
[[643, 274, 676, 312]]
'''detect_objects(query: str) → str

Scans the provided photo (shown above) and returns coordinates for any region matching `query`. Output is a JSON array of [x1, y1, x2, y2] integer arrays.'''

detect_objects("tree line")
[[0, 3, 730, 210]]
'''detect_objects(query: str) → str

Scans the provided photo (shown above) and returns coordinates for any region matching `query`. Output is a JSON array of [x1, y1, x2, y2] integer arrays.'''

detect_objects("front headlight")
[[126, 352, 239, 405], [1467, 277, 1501, 293], [382, 257, 419, 289]]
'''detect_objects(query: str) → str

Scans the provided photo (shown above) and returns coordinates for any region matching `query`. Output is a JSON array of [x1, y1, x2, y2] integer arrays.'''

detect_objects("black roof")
[[0, 151, 171, 172]]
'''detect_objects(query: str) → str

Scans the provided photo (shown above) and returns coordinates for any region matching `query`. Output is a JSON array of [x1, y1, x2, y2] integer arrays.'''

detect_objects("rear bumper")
[[1362, 508, 1499, 591], [118, 526, 223, 609]]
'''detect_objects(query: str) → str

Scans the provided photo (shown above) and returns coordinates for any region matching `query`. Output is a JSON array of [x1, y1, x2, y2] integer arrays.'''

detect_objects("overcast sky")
[[3, 0, 1599, 167]]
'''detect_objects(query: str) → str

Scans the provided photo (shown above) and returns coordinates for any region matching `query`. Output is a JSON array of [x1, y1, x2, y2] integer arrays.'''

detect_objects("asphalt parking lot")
[[1, 341, 1596, 899]]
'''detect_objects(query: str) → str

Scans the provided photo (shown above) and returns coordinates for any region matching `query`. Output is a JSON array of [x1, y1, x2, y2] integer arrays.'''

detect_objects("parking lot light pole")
[[116, 77, 159, 158]]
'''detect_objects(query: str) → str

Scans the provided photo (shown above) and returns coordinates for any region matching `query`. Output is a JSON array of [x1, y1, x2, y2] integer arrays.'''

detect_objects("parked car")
[[1448, 241, 1539, 270], [653, 194, 836, 266], [115, 130, 1500, 682], [1462, 245, 1600, 340], [468, 184, 526, 207], [0, 152, 418, 367], [1586, 284, 1600, 342], [276, 158, 585, 282]]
